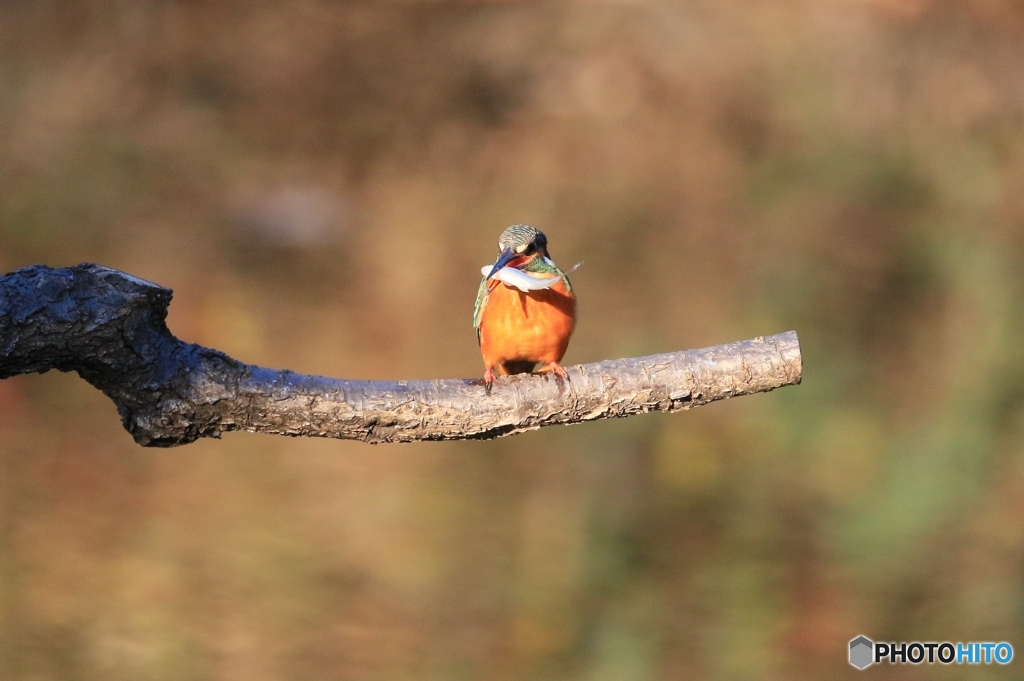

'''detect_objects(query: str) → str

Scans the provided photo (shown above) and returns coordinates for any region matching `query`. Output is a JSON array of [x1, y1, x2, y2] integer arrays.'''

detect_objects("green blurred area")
[[3, 1, 1024, 679]]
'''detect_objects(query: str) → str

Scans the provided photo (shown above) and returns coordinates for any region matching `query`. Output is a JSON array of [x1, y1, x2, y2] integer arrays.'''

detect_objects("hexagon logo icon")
[[849, 635, 874, 669]]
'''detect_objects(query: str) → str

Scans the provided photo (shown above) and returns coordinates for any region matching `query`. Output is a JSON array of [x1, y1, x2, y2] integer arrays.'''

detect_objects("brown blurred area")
[[3, 0, 1024, 679]]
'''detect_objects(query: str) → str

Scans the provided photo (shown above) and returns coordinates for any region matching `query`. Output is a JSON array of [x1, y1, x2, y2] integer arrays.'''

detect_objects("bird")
[[474, 224, 577, 393]]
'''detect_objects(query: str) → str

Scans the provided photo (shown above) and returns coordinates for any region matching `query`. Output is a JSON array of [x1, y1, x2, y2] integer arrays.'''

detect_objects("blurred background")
[[2, 0, 1024, 679]]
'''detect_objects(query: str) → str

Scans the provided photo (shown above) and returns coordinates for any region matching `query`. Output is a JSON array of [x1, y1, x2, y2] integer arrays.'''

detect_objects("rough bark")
[[0, 263, 802, 446]]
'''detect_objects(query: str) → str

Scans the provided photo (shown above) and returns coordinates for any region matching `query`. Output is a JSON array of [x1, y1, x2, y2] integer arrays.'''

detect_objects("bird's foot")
[[483, 366, 496, 395], [537, 362, 569, 381]]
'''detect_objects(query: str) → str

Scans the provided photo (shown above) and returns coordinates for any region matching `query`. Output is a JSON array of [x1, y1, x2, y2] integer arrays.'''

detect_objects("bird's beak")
[[486, 247, 517, 280]]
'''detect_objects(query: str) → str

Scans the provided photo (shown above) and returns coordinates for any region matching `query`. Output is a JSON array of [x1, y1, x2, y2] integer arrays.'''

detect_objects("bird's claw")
[[538, 362, 569, 383]]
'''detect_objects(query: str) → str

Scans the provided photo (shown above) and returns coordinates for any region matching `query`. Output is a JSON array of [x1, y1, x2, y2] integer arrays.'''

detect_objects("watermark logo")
[[848, 636, 1013, 669], [849, 636, 873, 670]]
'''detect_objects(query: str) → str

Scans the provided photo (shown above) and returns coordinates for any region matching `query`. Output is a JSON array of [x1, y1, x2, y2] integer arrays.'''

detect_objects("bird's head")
[[486, 224, 550, 280]]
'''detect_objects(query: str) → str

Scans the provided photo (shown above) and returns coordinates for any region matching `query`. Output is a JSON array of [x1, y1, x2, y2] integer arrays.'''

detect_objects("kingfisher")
[[473, 224, 577, 393]]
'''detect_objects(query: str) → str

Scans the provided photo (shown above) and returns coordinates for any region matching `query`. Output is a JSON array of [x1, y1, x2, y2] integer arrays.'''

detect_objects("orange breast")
[[479, 277, 577, 374]]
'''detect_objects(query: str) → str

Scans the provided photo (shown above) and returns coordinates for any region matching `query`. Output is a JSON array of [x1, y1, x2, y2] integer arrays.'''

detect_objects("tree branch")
[[0, 264, 802, 446]]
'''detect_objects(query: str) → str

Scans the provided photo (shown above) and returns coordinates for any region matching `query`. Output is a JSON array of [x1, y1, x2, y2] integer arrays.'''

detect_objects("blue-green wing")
[[556, 268, 572, 293], [473, 277, 490, 345]]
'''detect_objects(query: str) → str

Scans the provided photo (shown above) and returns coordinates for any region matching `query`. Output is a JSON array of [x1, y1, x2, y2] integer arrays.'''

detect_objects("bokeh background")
[[2, 1, 1024, 679]]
